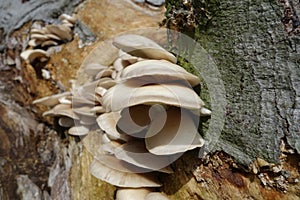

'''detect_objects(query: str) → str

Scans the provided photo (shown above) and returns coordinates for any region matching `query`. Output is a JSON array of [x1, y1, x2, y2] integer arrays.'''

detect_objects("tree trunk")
[[0, 0, 299, 199]]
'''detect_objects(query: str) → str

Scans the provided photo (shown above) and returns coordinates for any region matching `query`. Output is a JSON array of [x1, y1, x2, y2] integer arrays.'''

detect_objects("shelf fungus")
[[21, 14, 76, 70], [33, 34, 211, 199]]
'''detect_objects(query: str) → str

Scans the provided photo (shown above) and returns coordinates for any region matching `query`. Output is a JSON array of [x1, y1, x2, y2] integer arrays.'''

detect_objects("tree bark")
[[0, 0, 299, 199]]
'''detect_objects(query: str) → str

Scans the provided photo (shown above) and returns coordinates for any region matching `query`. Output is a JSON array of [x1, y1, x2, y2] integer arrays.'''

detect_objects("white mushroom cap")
[[32, 92, 71, 106], [59, 14, 76, 24], [43, 104, 79, 120], [97, 112, 130, 141], [145, 107, 204, 155], [46, 24, 72, 41], [114, 141, 175, 173], [90, 156, 162, 188], [98, 78, 116, 89], [68, 125, 90, 136], [102, 80, 204, 112], [116, 188, 152, 200], [113, 34, 177, 63], [20, 49, 49, 63], [120, 59, 200, 86]]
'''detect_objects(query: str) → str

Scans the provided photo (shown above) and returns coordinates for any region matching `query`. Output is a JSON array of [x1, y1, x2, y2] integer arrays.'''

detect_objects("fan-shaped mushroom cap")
[[46, 24, 72, 41], [45, 33, 62, 41], [59, 14, 76, 24], [43, 104, 79, 120], [116, 188, 152, 200], [95, 68, 114, 79], [97, 112, 130, 141], [145, 107, 204, 155], [68, 125, 90, 136], [102, 80, 204, 112], [30, 33, 48, 40], [90, 156, 161, 188], [98, 78, 116, 89], [20, 49, 49, 64], [32, 92, 71, 106], [120, 60, 200, 86], [113, 34, 177, 63], [90, 106, 106, 114], [73, 106, 95, 117], [114, 141, 175, 173]]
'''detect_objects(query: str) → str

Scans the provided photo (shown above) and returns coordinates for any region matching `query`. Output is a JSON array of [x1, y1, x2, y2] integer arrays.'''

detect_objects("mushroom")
[[20, 49, 49, 64], [97, 112, 130, 141], [112, 34, 177, 63], [120, 59, 200, 86], [33, 33, 211, 199], [102, 80, 204, 112], [114, 141, 175, 173], [42, 104, 79, 120], [68, 125, 90, 136], [32, 92, 71, 106], [90, 155, 162, 188], [145, 107, 204, 155], [45, 24, 72, 42]]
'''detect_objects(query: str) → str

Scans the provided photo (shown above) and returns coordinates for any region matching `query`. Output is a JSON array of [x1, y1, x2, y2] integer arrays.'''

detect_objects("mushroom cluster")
[[21, 14, 76, 65], [33, 34, 210, 199]]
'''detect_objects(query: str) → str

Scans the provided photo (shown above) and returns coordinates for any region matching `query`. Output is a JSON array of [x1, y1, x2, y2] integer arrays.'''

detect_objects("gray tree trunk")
[[0, 0, 299, 199]]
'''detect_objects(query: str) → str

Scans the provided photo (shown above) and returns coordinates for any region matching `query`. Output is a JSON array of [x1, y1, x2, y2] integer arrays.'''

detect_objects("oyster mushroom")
[[120, 59, 200, 86], [145, 107, 204, 155], [102, 80, 204, 112], [33, 33, 211, 200], [32, 92, 71, 106], [90, 155, 161, 188], [113, 34, 177, 63], [20, 49, 49, 64]]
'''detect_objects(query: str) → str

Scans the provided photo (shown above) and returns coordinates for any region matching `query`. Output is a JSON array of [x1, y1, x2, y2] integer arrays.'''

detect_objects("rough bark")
[[0, 0, 299, 200]]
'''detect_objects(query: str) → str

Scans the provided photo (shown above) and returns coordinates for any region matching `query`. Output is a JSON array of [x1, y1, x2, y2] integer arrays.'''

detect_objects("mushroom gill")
[[33, 33, 211, 199]]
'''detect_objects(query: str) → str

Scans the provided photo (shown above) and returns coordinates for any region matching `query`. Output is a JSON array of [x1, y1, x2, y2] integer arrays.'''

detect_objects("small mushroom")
[[68, 125, 90, 136], [113, 34, 177, 63], [59, 14, 76, 24], [46, 24, 72, 41], [120, 59, 200, 86], [41, 40, 59, 47], [32, 92, 71, 106], [43, 104, 79, 120], [20, 49, 49, 64], [98, 78, 116, 89]]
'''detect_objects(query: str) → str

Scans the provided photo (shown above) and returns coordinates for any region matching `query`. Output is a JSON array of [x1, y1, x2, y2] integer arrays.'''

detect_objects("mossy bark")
[[166, 0, 299, 165]]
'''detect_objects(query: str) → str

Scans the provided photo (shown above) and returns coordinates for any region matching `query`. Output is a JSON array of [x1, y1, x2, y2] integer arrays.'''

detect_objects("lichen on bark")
[[165, 0, 300, 166]]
